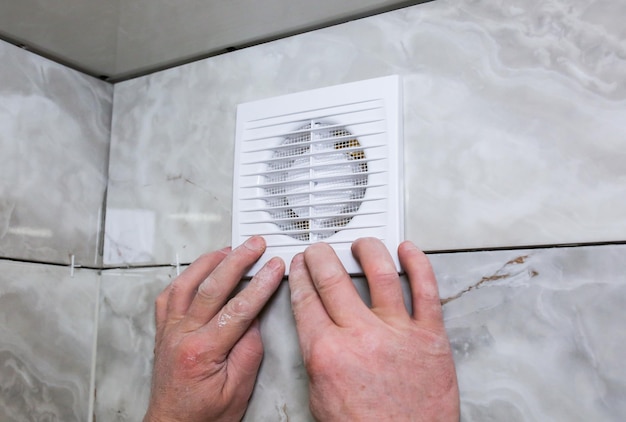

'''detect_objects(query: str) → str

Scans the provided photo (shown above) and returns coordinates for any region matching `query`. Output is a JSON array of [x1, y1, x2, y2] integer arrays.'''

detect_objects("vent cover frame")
[[232, 75, 403, 276]]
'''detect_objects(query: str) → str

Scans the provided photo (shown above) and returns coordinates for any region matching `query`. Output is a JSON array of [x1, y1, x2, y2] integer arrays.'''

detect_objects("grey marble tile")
[[106, 0, 626, 266], [401, 0, 626, 250], [93, 244, 626, 421], [0, 40, 112, 266], [0, 260, 99, 421], [436, 245, 626, 420], [95, 265, 313, 420], [243, 282, 311, 421], [95, 266, 178, 421], [95, 264, 313, 420]]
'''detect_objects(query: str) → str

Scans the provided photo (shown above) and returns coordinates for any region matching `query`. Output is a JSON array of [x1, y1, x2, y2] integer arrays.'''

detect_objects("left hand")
[[144, 236, 285, 422]]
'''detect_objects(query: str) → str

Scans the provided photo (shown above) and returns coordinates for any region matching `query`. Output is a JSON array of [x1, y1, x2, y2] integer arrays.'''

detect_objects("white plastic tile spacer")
[[172, 253, 181, 276], [69, 254, 81, 277]]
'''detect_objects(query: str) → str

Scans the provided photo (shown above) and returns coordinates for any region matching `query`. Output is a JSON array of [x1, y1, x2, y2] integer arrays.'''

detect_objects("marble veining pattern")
[[93, 244, 626, 420], [0, 261, 99, 421], [95, 267, 178, 421], [400, 0, 626, 250], [0, 40, 112, 266], [438, 245, 626, 420], [2, 0, 625, 420], [104, 71, 235, 265], [106, 0, 626, 266]]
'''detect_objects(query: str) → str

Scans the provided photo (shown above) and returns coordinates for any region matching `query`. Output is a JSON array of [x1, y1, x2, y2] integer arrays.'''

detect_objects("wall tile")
[[106, 0, 626, 266], [437, 244, 626, 420], [400, 0, 626, 250], [94, 265, 314, 420], [0, 40, 112, 266], [93, 244, 626, 420], [104, 67, 235, 266], [243, 281, 311, 421], [95, 267, 177, 421], [0, 261, 99, 421]]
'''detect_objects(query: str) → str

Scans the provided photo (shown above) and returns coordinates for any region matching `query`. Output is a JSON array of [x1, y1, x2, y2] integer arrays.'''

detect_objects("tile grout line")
[[87, 273, 102, 422], [422, 240, 626, 255], [87, 85, 109, 419], [1, 240, 626, 271], [96, 78, 115, 268]]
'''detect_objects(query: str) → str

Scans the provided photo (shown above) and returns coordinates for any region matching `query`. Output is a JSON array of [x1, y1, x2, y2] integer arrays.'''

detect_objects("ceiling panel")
[[0, 0, 428, 81]]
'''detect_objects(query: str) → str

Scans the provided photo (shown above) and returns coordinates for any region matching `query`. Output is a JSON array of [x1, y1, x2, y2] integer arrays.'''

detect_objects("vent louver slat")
[[233, 76, 403, 276]]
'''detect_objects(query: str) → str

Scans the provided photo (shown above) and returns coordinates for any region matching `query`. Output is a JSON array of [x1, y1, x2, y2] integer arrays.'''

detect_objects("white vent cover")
[[232, 75, 403, 276]]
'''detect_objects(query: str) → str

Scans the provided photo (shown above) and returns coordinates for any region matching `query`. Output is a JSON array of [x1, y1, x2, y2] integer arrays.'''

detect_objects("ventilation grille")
[[233, 76, 403, 275]]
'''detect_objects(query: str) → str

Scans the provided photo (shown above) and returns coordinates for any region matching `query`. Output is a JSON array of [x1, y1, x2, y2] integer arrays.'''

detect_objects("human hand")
[[288, 238, 460, 421], [144, 236, 285, 422]]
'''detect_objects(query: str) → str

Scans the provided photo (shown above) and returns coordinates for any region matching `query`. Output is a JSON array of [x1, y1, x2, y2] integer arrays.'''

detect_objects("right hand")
[[288, 238, 460, 421]]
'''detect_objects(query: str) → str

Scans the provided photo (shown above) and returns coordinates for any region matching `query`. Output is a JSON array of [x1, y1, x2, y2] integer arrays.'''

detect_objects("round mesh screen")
[[263, 121, 368, 242]]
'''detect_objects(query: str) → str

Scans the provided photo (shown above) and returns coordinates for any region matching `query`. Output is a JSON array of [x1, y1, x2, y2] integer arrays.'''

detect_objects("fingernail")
[[401, 241, 418, 251], [290, 253, 304, 269], [266, 256, 285, 271], [244, 236, 265, 251]]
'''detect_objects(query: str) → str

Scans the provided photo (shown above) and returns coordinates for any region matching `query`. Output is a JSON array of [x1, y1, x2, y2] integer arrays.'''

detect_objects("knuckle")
[[420, 289, 441, 303], [175, 337, 220, 372], [195, 275, 220, 301], [224, 296, 252, 320], [415, 283, 442, 304], [215, 296, 254, 329], [305, 337, 337, 375], [427, 331, 453, 355], [166, 277, 186, 298], [315, 270, 345, 295], [290, 287, 313, 308], [371, 268, 399, 286]]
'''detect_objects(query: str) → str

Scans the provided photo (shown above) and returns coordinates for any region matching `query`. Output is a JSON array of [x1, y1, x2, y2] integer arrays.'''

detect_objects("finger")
[[202, 256, 284, 356], [398, 241, 444, 323], [222, 319, 264, 404], [351, 237, 407, 319], [288, 253, 333, 353], [183, 236, 267, 330], [303, 242, 371, 327], [165, 248, 230, 320]]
